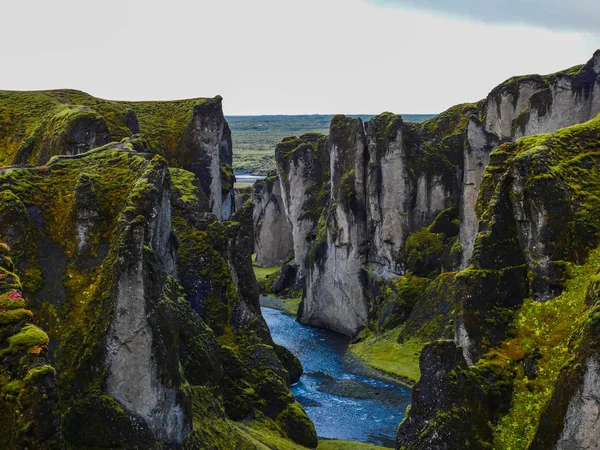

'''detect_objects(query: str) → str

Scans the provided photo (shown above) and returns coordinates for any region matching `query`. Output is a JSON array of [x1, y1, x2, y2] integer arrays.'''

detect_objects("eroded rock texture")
[[0, 97, 315, 448], [252, 172, 294, 267], [269, 51, 600, 340]]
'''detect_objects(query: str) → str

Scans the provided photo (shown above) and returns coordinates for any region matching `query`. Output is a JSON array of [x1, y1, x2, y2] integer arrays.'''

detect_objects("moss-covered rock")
[[0, 244, 60, 449], [0, 137, 313, 448], [0, 90, 234, 220], [396, 340, 513, 450]]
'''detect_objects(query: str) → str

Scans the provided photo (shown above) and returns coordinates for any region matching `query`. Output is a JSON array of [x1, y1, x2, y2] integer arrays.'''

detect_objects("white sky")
[[1, 0, 598, 115]]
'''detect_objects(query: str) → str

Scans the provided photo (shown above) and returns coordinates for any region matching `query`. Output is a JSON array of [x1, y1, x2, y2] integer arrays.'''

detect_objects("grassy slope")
[[492, 246, 600, 448], [228, 114, 435, 175], [251, 256, 302, 316], [239, 423, 388, 449], [0, 89, 211, 165], [350, 329, 424, 384], [318, 440, 388, 449]]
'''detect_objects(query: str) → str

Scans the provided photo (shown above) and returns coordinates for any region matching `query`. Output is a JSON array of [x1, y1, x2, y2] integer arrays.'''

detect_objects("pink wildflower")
[[8, 291, 23, 301]]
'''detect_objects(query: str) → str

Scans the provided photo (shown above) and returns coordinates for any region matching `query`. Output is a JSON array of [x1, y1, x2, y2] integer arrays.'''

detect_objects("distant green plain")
[[228, 114, 435, 175]]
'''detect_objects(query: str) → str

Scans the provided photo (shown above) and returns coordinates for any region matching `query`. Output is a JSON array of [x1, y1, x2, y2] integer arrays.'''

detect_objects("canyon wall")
[[0, 92, 316, 449], [269, 50, 600, 337], [252, 172, 294, 267]]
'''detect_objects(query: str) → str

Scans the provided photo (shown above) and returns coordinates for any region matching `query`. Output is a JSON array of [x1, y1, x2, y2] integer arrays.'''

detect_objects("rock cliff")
[[252, 172, 294, 267], [268, 51, 600, 339], [0, 90, 234, 220], [302, 116, 369, 335], [275, 133, 330, 280], [254, 50, 600, 448], [396, 111, 600, 449], [0, 119, 315, 447]]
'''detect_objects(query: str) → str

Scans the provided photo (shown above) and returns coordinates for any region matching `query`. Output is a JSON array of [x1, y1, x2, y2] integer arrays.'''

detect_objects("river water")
[[262, 307, 411, 448]]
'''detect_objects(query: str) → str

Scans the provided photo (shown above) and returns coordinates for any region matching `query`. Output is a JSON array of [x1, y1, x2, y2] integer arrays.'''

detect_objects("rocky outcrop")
[[0, 134, 315, 448], [252, 172, 293, 267], [301, 116, 369, 336], [0, 243, 61, 450], [459, 50, 600, 267], [269, 51, 600, 339], [175, 97, 234, 220], [396, 340, 512, 450], [396, 84, 600, 449], [275, 133, 330, 279], [0, 90, 235, 221], [529, 269, 600, 450]]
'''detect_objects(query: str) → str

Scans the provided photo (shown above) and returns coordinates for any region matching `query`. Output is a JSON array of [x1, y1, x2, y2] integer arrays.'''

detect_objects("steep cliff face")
[[529, 271, 600, 450], [0, 136, 315, 447], [275, 133, 330, 279], [0, 90, 234, 220], [289, 107, 468, 335], [252, 172, 294, 267], [459, 50, 600, 267], [301, 116, 369, 336], [269, 51, 600, 341], [397, 115, 600, 449]]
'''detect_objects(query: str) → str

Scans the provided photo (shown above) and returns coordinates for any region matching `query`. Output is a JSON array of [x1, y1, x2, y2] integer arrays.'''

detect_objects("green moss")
[[369, 273, 431, 332], [23, 365, 55, 385], [220, 163, 234, 194], [253, 262, 282, 281], [351, 327, 425, 383], [1, 324, 49, 356], [402, 229, 445, 277], [276, 401, 318, 448], [492, 246, 600, 448], [122, 97, 211, 160], [235, 422, 307, 450], [0, 88, 221, 167], [170, 168, 200, 205], [0, 308, 33, 325], [421, 103, 478, 139], [1, 380, 24, 394]]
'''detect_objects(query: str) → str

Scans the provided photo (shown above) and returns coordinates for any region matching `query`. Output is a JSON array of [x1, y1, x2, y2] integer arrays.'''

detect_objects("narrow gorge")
[[256, 50, 600, 449], [0, 49, 600, 450]]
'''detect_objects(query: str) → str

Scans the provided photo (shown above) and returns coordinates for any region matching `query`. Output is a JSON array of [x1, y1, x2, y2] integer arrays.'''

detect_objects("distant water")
[[235, 174, 265, 185], [262, 307, 411, 448]]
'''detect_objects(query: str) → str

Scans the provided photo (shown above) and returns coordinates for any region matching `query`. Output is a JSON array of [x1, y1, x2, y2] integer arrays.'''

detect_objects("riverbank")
[[260, 295, 301, 316], [262, 306, 410, 447], [349, 329, 423, 385], [257, 294, 418, 387]]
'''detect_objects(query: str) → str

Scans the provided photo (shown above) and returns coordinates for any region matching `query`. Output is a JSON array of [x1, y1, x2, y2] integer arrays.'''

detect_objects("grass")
[[318, 439, 389, 449], [260, 296, 302, 316], [237, 423, 389, 450], [281, 297, 302, 316], [252, 254, 282, 280], [492, 246, 600, 449], [350, 327, 426, 384], [236, 423, 305, 450]]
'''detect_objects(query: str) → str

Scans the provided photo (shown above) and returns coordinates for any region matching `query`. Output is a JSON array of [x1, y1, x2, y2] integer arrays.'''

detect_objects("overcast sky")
[[1, 0, 598, 115]]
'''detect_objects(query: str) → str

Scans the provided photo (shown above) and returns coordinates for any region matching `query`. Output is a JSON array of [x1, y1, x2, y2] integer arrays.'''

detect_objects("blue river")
[[261, 307, 411, 448]]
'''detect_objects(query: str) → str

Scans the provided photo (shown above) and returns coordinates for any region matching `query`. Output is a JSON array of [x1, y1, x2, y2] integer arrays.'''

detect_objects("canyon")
[[0, 50, 600, 449]]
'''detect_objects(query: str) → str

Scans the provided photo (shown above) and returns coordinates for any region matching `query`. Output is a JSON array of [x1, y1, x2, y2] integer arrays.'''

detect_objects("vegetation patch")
[[492, 246, 600, 448], [317, 439, 388, 449], [351, 327, 425, 383]]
